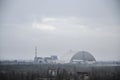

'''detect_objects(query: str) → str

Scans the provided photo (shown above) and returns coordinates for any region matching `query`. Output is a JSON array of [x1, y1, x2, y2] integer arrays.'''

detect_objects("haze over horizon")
[[0, 0, 120, 62]]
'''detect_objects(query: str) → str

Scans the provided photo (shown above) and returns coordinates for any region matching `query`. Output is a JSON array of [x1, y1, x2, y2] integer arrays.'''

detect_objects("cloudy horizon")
[[0, 0, 120, 62]]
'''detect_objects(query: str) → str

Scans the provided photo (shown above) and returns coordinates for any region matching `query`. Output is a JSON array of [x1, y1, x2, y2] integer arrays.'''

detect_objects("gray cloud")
[[0, 0, 120, 61]]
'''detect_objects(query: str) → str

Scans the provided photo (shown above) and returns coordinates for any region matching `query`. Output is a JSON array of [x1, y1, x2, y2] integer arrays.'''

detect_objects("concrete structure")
[[34, 56, 58, 64], [34, 57, 44, 63], [70, 51, 96, 64], [34, 47, 58, 63]]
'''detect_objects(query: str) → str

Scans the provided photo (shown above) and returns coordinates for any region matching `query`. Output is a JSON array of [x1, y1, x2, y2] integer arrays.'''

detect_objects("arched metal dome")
[[70, 51, 96, 62]]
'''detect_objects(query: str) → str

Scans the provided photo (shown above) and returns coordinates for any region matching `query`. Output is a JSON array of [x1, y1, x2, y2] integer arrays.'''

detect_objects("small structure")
[[44, 57, 53, 63], [34, 57, 44, 63]]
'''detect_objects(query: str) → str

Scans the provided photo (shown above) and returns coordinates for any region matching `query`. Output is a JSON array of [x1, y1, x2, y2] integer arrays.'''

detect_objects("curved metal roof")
[[70, 51, 96, 62]]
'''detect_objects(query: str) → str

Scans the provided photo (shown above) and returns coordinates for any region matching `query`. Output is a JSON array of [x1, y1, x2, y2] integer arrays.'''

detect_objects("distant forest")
[[0, 64, 120, 80]]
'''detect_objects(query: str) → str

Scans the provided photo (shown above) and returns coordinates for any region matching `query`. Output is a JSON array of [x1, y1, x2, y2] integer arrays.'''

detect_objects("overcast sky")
[[0, 0, 120, 62]]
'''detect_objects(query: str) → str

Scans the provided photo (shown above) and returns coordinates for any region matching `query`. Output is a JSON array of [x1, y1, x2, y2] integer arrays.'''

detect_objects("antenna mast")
[[35, 46, 37, 57]]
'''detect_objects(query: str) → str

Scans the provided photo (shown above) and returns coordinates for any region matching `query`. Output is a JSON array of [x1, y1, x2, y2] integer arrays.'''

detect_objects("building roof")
[[70, 51, 96, 62]]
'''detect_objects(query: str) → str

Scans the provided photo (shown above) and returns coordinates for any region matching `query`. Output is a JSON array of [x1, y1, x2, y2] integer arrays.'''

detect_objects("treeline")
[[0, 69, 73, 80], [0, 64, 120, 80]]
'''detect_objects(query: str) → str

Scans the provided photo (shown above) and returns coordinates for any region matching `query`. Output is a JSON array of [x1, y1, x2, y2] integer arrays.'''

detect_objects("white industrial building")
[[34, 47, 58, 64]]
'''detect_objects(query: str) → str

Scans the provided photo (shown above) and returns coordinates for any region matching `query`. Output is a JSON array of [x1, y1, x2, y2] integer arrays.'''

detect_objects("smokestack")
[[35, 46, 37, 57]]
